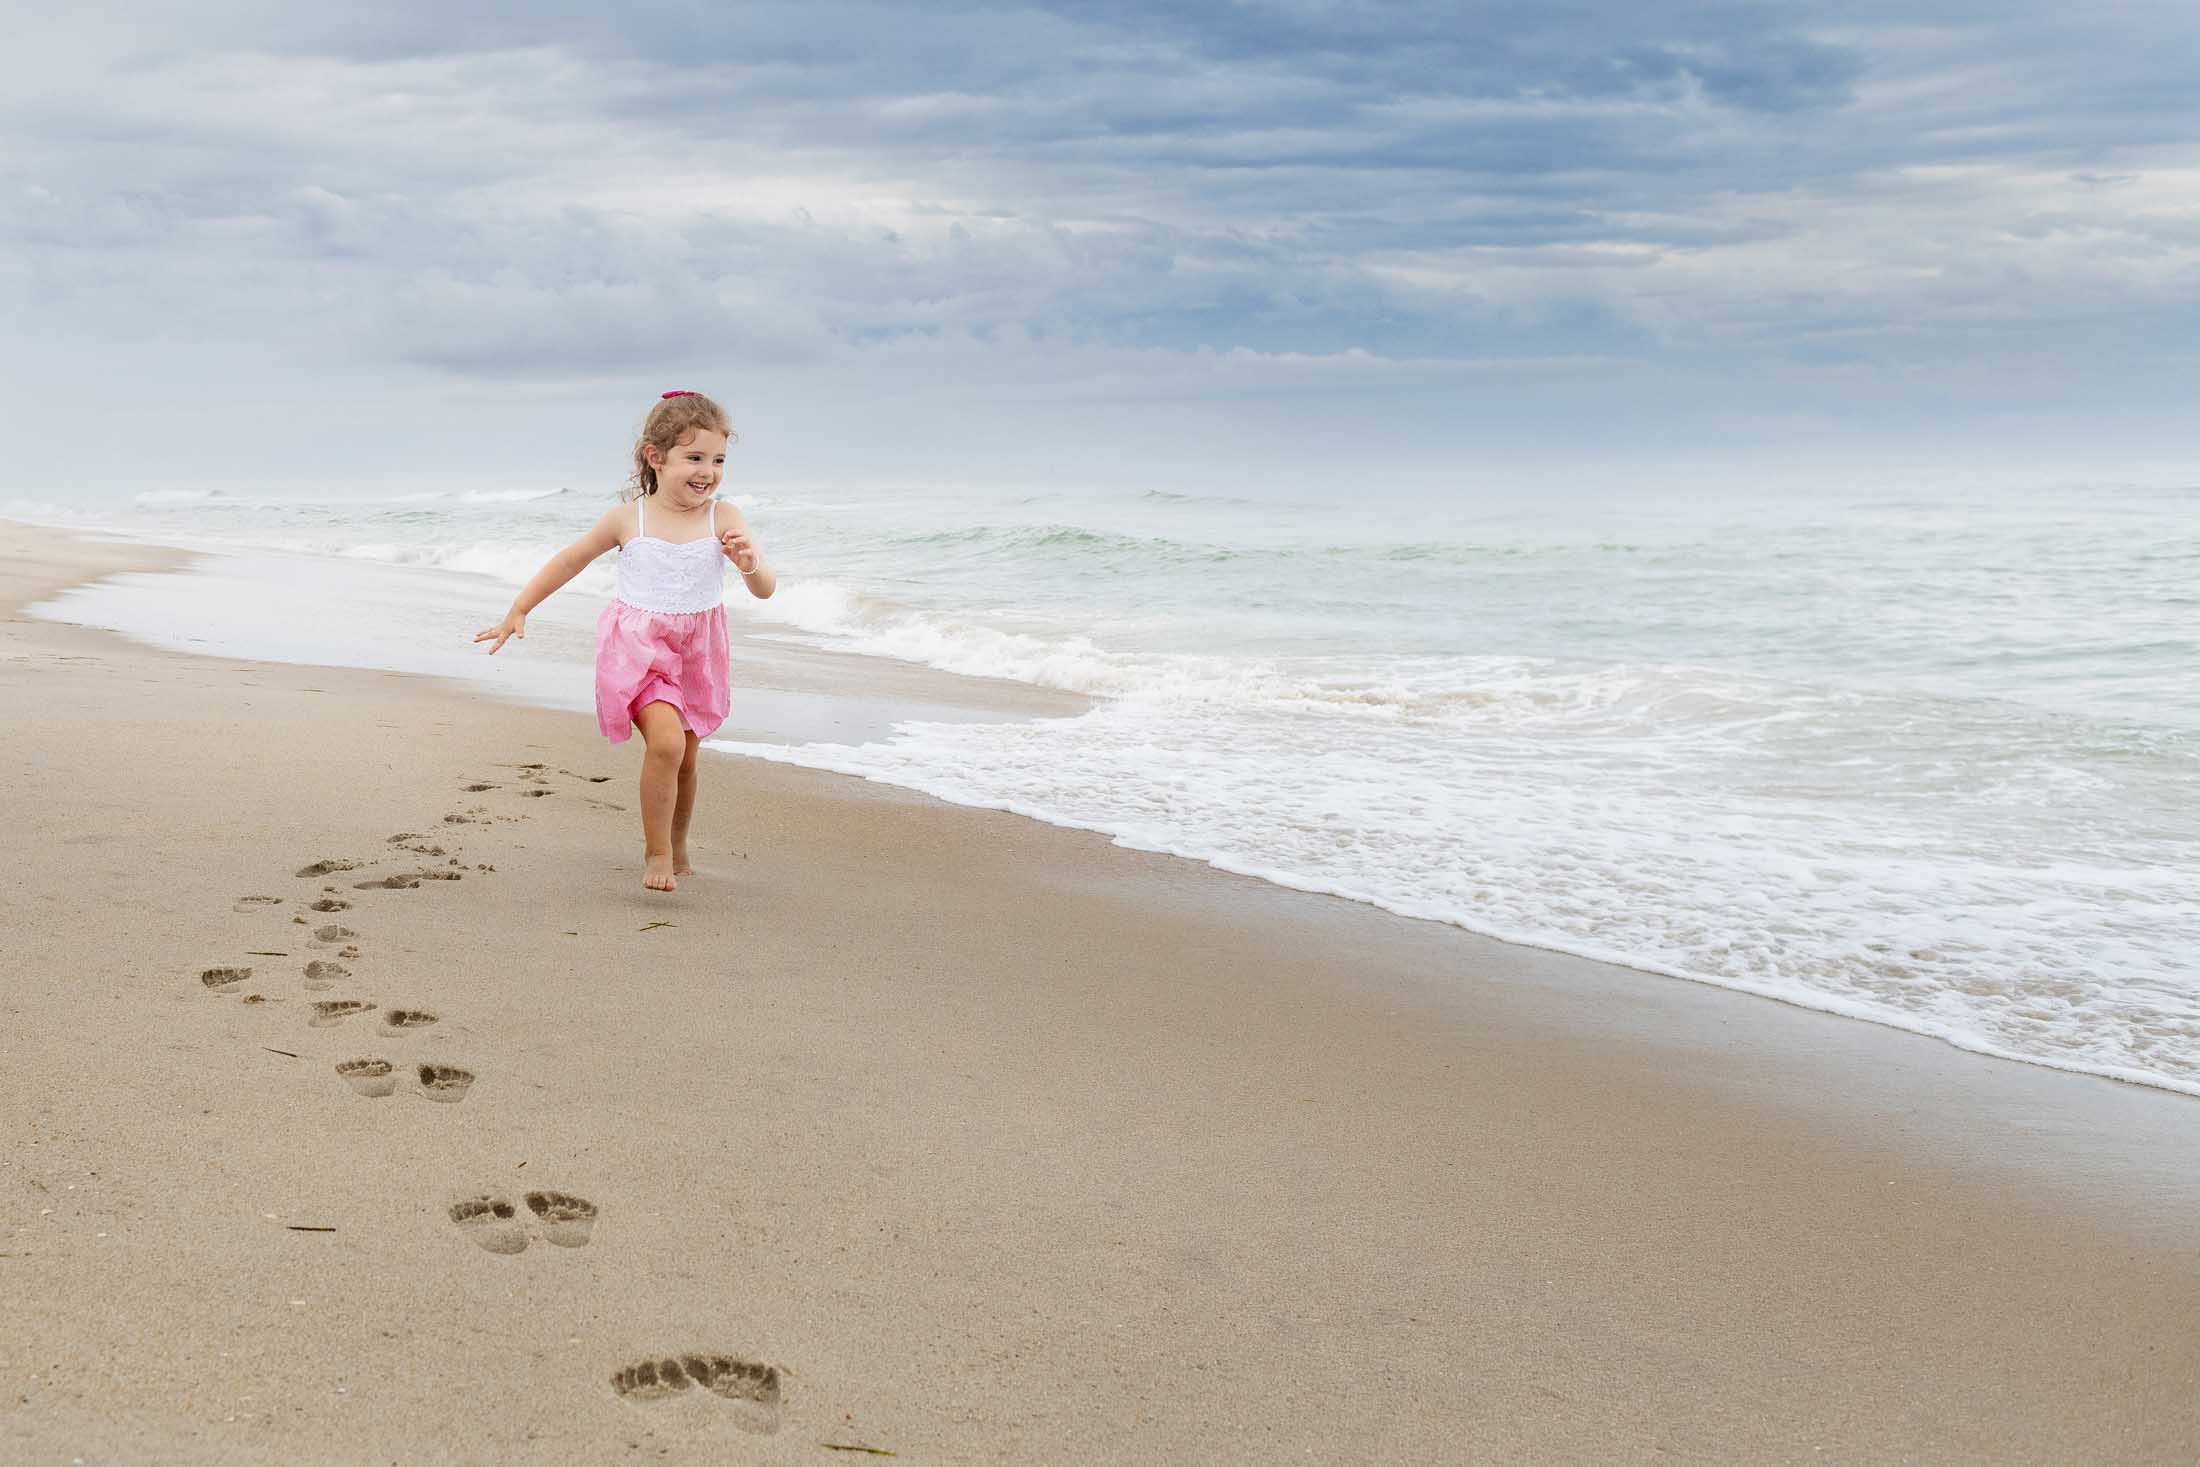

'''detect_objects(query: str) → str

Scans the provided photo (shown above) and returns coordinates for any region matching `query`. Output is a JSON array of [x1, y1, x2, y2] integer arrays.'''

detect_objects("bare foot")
[[644, 855, 678, 892], [672, 847, 694, 877]]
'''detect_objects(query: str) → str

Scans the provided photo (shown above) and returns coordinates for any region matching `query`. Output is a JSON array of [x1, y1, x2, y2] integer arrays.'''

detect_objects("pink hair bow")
[[661, 389, 698, 399]]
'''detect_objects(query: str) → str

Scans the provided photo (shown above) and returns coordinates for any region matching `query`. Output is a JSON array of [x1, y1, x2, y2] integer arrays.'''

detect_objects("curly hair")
[[628, 391, 735, 497]]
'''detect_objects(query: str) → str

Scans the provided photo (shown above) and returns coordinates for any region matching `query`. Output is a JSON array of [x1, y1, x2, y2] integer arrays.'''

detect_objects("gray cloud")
[[3, 0, 2198, 494]]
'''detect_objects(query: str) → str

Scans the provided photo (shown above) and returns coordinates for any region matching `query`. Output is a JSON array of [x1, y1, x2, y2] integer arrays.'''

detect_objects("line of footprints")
[[198, 765, 784, 1434]]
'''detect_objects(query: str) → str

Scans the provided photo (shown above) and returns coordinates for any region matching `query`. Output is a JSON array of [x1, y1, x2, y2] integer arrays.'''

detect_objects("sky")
[[5, 1, 2198, 500]]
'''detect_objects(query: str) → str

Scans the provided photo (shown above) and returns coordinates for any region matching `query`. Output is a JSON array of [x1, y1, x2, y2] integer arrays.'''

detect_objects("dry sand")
[[4, 523, 2198, 1465]]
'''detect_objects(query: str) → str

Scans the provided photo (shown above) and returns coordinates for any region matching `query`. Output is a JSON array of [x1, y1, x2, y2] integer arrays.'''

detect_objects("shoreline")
[[32, 523, 2200, 1104], [6, 523, 2198, 1463]]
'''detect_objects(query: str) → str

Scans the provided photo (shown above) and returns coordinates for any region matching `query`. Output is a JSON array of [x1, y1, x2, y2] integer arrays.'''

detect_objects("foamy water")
[[17, 477, 2199, 1095]]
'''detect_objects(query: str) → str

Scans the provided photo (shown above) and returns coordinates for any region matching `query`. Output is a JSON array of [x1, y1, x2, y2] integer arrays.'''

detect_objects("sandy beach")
[[4, 522, 2198, 1465]]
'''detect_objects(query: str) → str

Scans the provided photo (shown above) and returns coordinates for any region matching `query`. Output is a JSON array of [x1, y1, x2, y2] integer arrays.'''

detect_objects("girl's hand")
[[720, 530, 760, 574], [474, 611, 526, 654]]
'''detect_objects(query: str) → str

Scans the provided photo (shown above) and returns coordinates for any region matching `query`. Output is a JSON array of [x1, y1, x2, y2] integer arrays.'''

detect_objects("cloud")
[[3, 1, 2198, 492]]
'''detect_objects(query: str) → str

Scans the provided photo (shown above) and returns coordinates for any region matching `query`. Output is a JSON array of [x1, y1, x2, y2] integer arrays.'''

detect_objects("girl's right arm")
[[473, 505, 628, 654]]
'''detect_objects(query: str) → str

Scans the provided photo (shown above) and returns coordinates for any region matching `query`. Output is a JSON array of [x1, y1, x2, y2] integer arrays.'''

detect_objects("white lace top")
[[615, 497, 727, 614]]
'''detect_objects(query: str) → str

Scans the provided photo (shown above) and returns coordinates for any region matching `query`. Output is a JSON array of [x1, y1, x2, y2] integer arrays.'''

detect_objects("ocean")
[[17, 476, 2198, 1097]]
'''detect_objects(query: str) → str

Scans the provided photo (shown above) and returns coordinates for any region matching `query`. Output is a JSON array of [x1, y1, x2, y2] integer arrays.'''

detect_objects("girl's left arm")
[[718, 505, 777, 599]]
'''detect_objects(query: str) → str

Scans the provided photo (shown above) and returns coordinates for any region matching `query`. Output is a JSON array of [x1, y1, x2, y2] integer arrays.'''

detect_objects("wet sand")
[[4, 523, 2197, 1464]]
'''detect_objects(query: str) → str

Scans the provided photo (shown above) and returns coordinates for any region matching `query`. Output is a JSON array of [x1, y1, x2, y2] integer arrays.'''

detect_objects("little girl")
[[474, 390, 775, 891]]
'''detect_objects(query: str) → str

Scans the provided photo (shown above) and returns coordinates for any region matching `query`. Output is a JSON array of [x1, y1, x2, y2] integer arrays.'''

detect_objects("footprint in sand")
[[358, 869, 464, 889], [418, 1064, 476, 1103], [463, 783, 497, 793], [336, 1058, 398, 1098], [308, 898, 351, 913], [302, 959, 348, 991], [309, 1000, 376, 1027], [524, 1191, 599, 1247], [295, 859, 360, 878], [310, 925, 356, 948], [449, 1196, 529, 1254], [378, 1008, 439, 1035], [611, 1356, 782, 1433], [233, 895, 284, 913], [200, 966, 253, 991], [560, 769, 613, 784], [332, 1056, 477, 1103], [447, 1190, 598, 1254]]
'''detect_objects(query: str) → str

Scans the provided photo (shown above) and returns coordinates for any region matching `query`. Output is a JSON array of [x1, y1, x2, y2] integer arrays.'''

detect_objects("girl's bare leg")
[[671, 731, 700, 875], [634, 701, 687, 891]]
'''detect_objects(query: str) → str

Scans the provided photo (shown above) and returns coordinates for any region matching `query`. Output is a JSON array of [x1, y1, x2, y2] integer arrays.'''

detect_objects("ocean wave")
[[796, 514, 1636, 573], [338, 538, 616, 594], [1366, 538, 1662, 564], [871, 521, 1235, 562], [0, 498, 110, 524], [755, 580, 1866, 739], [333, 487, 575, 506], [113, 486, 578, 512], [454, 487, 572, 504], [1136, 487, 1260, 507], [133, 488, 226, 506]]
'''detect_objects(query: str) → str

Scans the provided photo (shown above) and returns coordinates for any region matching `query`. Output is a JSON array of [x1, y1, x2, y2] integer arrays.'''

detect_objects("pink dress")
[[594, 497, 733, 743]]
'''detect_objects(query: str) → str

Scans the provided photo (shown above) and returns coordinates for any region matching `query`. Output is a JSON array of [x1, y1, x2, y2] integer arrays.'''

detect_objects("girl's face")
[[647, 429, 727, 511]]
